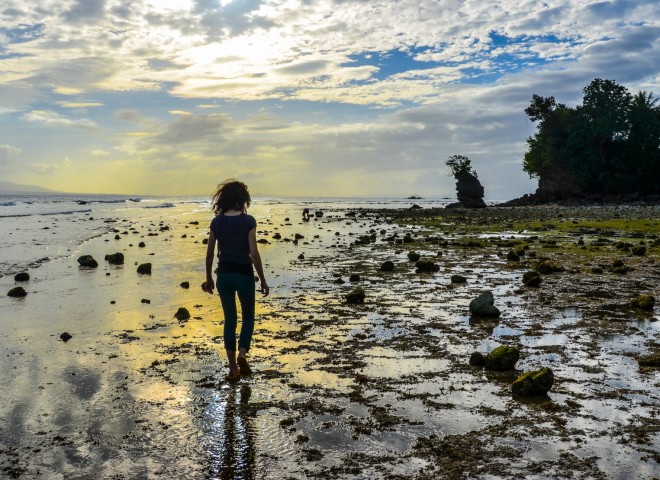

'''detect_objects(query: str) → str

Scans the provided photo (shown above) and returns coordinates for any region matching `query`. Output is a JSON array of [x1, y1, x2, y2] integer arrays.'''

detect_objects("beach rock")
[[14, 272, 30, 282], [415, 260, 439, 273], [469, 351, 486, 367], [104, 252, 125, 265], [8, 286, 27, 297], [298, 253, 305, 260], [451, 169, 487, 208], [295, 233, 305, 240], [314, 211, 323, 218], [638, 355, 660, 367], [180, 281, 190, 289], [137, 263, 152, 275], [77, 255, 98, 268], [257, 239, 269, 244], [632, 246, 646, 256], [485, 346, 520, 371], [60, 332, 73, 342], [379, 260, 395, 272], [591, 267, 604, 274], [346, 287, 365, 304], [522, 271, 542, 287], [469, 291, 500, 318], [407, 251, 421, 262], [630, 294, 655, 311], [512, 367, 554, 396], [334, 277, 345, 284], [138, 242, 146, 248], [349, 273, 360, 282], [536, 261, 564, 274], [506, 250, 520, 262], [174, 307, 190, 320], [451, 274, 467, 284], [272, 233, 282, 240], [141, 298, 151, 304]]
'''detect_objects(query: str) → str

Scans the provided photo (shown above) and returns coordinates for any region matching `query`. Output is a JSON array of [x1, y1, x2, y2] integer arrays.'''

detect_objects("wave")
[[0, 208, 92, 219], [143, 202, 176, 209], [0, 201, 16, 206]]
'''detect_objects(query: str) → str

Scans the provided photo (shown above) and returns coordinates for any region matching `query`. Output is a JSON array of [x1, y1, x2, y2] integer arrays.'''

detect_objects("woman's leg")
[[235, 274, 256, 353], [217, 274, 240, 375]]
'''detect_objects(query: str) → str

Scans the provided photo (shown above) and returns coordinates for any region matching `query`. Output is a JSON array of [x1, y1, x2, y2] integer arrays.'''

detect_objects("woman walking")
[[203, 179, 269, 380]]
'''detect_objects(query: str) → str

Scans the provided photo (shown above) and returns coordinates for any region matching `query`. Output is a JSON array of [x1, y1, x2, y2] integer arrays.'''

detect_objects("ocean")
[[0, 194, 453, 278]]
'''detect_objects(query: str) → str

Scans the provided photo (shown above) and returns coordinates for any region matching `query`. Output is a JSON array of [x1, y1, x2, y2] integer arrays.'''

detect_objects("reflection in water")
[[202, 384, 256, 479]]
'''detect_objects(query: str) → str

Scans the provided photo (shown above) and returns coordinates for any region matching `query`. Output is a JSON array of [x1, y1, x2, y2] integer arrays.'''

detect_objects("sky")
[[0, 0, 658, 198]]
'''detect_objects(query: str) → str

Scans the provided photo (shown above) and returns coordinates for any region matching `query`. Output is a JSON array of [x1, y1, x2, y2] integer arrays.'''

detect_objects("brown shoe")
[[237, 356, 252, 376]]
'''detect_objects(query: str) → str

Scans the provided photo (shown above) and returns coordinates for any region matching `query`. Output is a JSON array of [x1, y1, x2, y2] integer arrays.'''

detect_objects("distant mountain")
[[0, 180, 62, 194]]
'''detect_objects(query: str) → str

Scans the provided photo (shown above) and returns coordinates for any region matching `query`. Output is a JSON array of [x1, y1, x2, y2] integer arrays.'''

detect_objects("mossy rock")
[[407, 251, 421, 262], [137, 263, 152, 275], [512, 367, 554, 396], [346, 287, 365, 304], [485, 345, 520, 371], [379, 260, 395, 272], [104, 252, 125, 265], [174, 307, 190, 320], [631, 246, 646, 256], [630, 294, 655, 310], [469, 351, 486, 367], [506, 250, 520, 261], [14, 272, 30, 282], [638, 355, 660, 367], [522, 271, 542, 287], [415, 260, 439, 273], [451, 274, 467, 284], [8, 286, 27, 298], [77, 255, 98, 268]]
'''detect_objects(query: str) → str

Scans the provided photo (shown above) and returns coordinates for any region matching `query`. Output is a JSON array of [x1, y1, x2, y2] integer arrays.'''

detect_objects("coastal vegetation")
[[523, 78, 660, 200]]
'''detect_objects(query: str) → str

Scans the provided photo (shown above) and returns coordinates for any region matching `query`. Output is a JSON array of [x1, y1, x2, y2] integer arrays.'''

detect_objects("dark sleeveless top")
[[210, 213, 257, 276]]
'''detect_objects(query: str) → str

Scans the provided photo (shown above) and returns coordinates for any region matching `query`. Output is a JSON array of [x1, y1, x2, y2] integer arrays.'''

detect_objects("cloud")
[[0, 144, 22, 170], [62, 0, 106, 24], [28, 157, 73, 175], [22, 110, 99, 131]]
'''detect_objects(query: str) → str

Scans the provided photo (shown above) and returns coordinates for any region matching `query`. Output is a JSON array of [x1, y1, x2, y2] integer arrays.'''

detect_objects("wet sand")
[[1, 204, 659, 479]]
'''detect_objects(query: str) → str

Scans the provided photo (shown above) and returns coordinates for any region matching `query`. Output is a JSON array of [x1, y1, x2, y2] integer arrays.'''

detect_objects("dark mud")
[[1, 204, 659, 479]]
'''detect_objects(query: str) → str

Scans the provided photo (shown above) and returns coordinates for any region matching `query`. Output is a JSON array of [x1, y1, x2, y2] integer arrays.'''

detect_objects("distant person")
[[203, 179, 269, 380], [302, 208, 310, 221]]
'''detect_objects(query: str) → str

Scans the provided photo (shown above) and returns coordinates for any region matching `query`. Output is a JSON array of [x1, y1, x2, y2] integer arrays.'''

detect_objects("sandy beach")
[[1, 201, 659, 479]]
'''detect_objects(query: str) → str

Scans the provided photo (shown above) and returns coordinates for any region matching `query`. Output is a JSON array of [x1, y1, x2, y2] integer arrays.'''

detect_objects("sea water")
[[0, 194, 452, 277]]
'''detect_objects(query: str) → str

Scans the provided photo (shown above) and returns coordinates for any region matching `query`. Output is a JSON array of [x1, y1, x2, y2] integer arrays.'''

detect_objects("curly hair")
[[211, 179, 251, 214]]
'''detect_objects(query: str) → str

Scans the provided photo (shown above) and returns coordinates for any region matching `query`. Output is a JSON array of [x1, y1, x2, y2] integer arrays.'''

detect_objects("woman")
[[203, 179, 269, 380]]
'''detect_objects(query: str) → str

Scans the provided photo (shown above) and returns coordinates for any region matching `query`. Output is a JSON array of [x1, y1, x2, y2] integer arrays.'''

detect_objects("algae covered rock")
[[105, 252, 125, 265], [512, 367, 554, 396], [379, 260, 395, 272], [631, 246, 646, 256], [174, 307, 190, 320], [346, 287, 366, 304], [137, 263, 152, 275], [485, 345, 520, 371], [77, 255, 98, 268], [506, 250, 520, 262], [638, 355, 660, 367], [14, 272, 30, 282], [469, 351, 486, 367], [630, 294, 655, 310], [415, 260, 439, 273], [469, 291, 500, 318], [8, 286, 27, 298], [522, 271, 542, 287]]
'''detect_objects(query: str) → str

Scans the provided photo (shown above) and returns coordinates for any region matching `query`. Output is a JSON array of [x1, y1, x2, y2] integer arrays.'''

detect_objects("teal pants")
[[217, 273, 255, 352]]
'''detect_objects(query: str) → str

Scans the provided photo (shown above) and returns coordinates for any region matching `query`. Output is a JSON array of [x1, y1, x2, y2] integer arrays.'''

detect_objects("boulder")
[[60, 332, 73, 342], [379, 261, 395, 272], [407, 251, 421, 262], [137, 263, 152, 275], [453, 169, 487, 208], [174, 307, 190, 320], [349, 273, 360, 282], [14, 272, 30, 282], [469, 352, 486, 367], [346, 287, 365, 304], [469, 291, 500, 318], [522, 271, 542, 287], [138, 241, 146, 248], [506, 251, 520, 262], [630, 294, 655, 310], [77, 255, 98, 268], [451, 275, 467, 284], [415, 260, 439, 273], [485, 345, 520, 371], [104, 252, 125, 265], [512, 367, 554, 396], [8, 286, 27, 298]]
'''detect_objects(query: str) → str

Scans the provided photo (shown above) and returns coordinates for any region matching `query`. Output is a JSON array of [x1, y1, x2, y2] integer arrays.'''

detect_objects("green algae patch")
[[630, 294, 655, 310], [485, 346, 520, 371]]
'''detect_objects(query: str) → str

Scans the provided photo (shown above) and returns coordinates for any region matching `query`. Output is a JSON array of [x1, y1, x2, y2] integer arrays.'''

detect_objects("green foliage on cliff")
[[523, 79, 660, 196]]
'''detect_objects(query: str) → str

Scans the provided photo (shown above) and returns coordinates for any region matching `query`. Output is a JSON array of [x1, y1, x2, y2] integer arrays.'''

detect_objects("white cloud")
[[22, 110, 99, 130], [0, 144, 22, 170]]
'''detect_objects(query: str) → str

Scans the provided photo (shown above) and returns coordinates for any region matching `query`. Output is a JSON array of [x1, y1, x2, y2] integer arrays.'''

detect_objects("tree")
[[446, 154, 477, 177]]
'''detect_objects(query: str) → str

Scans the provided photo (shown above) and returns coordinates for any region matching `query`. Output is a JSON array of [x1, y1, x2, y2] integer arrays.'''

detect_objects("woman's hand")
[[260, 280, 269, 297], [202, 279, 215, 294]]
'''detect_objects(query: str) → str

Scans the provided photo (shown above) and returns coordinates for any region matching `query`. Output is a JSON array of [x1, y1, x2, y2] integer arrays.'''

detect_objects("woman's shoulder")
[[245, 213, 257, 228]]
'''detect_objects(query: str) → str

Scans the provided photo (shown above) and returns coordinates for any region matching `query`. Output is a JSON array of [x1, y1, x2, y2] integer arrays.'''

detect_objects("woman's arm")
[[204, 228, 216, 294], [248, 227, 269, 296]]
